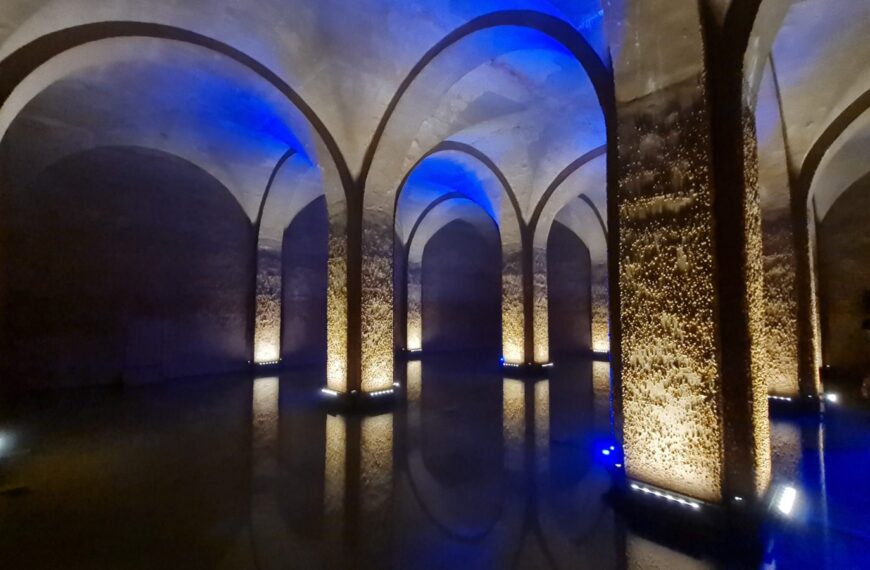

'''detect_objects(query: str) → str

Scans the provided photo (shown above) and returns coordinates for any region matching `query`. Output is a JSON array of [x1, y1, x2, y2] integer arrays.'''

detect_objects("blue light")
[[404, 155, 497, 220]]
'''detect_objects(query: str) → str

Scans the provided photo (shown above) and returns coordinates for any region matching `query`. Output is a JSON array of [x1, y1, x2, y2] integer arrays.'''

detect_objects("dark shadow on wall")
[[547, 221, 592, 354], [421, 219, 500, 354], [281, 196, 328, 368], [0, 146, 254, 391], [818, 174, 870, 379]]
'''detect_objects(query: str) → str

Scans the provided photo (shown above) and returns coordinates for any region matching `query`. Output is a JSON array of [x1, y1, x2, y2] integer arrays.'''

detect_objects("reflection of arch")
[[0, 22, 353, 390], [405, 452, 504, 544], [394, 141, 526, 363]]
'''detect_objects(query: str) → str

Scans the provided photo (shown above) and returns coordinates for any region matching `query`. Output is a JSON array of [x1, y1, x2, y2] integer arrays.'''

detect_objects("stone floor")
[[0, 355, 867, 569]]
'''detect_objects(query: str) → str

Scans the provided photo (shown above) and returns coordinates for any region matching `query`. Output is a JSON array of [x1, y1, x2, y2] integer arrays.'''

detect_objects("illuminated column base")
[[500, 358, 552, 379], [319, 384, 399, 413]]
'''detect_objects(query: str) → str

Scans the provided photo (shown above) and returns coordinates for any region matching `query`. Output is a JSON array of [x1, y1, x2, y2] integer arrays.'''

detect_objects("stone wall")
[[0, 147, 254, 389]]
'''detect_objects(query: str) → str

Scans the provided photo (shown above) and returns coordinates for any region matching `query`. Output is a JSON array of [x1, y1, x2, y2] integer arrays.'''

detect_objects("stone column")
[[501, 238, 526, 364], [531, 244, 550, 363], [406, 261, 423, 351], [606, 1, 771, 502]]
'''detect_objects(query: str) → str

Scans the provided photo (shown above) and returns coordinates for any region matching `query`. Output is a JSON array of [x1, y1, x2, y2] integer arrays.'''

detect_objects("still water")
[[0, 355, 867, 569]]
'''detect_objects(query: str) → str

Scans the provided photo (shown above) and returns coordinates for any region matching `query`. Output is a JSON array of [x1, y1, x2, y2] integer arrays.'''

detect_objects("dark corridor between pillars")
[[421, 218, 501, 355]]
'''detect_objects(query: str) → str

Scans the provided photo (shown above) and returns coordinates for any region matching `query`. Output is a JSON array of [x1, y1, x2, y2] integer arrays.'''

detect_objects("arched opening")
[[546, 221, 592, 355], [280, 195, 329, 368], [0, 146, 253, 390], [817, 173, 870, 380], [421, 218, 501, 355]]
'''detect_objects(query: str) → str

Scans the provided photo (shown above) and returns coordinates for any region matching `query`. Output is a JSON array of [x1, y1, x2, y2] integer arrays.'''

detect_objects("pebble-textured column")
[[326, 229, 349, 391], [761, 201, 799, 395], [532, 246, 550, 363], [608, 1, 771, 503], [360, 211, 395, 392], [502, 240, 526, 364], [616, 79, 770, 502], [406, 261, 422, 351], [254, 247, 282, 363]]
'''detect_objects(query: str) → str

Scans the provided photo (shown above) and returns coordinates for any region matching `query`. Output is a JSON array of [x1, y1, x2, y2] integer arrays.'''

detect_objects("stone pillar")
[[532, 244, 550, 363], [501, 238, 526, 364], [756, 64, 820, 400], [254, 247, 283, 364], [606, 1, 771, 502], [359, 209, 395, 393], [406, 261, 423, 351]]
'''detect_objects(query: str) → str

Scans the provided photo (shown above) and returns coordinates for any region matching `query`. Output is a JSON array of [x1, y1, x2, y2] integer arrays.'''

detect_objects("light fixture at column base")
[[500, 359, 551, 379], [251, 359, 283, 373], [319, 386, 399, 415], [609, 478, 767, 564], [767, 393, 822, 416], [398, 347, 423, 361]]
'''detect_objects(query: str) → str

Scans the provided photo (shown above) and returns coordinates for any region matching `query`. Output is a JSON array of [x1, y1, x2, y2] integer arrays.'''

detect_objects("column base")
[[500, 360, 552, 379], [609, 477, 768, 564], [397, 348, 423, 361], [320, 386, 399, 415], [768, 393, 823, 416], [251, 359, 283, 374]]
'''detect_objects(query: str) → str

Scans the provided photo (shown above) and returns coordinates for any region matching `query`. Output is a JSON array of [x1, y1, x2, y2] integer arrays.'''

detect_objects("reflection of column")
[[360, 414, 394, 560], [323, 414, 346, 564], [406, 262, 422, 351], [613, 2, 770, 502], [254, 249, 282, 363], [591, 263, 610, 353], [502, 242, 525, 364], [252, 377, 280, 478], [503, 379, 525, 471], [592, 361, 611, 432], [770, 419, 801, 481], [532, 247, 550, 363], [626, 532, 715, 570], [534, 380, 550, 471]]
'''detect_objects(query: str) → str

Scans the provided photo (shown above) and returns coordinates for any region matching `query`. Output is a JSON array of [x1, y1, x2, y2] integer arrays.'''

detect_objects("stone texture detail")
[[740, 110, 772, 496], [501, 245, 525, 363], [406, 261, 422, 351], [361, 215, 395, 392], [532, 246, 549, 363], [254, 247, 282, 363], [618, 79, 724, 501], [761, 209, 799, 396], [327, 231, 349, 391]]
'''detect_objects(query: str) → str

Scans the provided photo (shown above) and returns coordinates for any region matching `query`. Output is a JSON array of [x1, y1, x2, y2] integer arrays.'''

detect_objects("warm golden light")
[[533, 248, 550, 364], [503, 379, 525, 471], [326, 233, 349, 392], [406, 264, 422, 351], [254, 249, 282, 364]]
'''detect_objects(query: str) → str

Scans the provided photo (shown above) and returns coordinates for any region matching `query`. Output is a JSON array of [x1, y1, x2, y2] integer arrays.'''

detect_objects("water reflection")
[[4, 357, 870, 569]]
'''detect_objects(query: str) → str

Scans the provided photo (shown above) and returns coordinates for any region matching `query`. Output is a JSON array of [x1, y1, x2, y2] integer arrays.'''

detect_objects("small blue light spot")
[[601, 449, 610, 456]]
